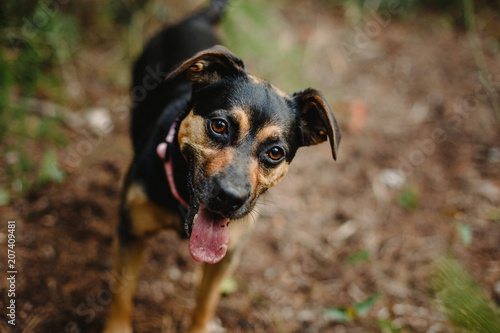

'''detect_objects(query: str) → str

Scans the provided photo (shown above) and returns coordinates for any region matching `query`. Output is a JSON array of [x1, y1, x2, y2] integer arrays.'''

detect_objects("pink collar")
[[156, 120, 189, 207]]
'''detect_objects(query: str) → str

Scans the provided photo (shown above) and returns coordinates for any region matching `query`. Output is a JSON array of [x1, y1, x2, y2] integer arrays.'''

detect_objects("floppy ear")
[[293, 88, 341, 160], [165, 45, 245, 87]]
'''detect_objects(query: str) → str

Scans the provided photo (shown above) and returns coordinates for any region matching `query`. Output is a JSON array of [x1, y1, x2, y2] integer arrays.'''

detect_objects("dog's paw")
[[189, 317, 226, 333], [208, 318, 226, 333]]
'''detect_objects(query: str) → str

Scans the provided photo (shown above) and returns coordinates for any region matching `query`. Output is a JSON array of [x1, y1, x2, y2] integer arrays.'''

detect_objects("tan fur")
[[250, 159, 290, 198], [178, 110, 218, 157], [205, 148, 234, 175], [261, 161, 289, 188], [103, 238, 146, 333], [126, 183, 182, 235], [105, 183, 182, 333], [256, 125, 283, 143], [248, 74, 264, 84], [246, 125, 291, 198], [232, 107, 250, 142]]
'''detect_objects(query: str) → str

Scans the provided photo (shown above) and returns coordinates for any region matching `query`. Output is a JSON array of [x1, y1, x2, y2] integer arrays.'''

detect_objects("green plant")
[[324, 294, 380, 322], [220, 276, 238, 295], [37, 149, 65, 185], [0, 2, 81, 199], [0, 187, 10, 206], [485, 207, 500, 222], [397, 187, 419, 211], [433, 257, 500, 333], [456, 223, 472, 247], [345, 248, 370, 265], [376, 319, 401, 332]]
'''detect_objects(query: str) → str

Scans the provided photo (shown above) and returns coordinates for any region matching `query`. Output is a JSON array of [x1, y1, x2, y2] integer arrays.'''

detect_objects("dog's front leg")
[[103, 236, 146, 333], [103, 181, 174, 333], [189, 219, 254, 333]]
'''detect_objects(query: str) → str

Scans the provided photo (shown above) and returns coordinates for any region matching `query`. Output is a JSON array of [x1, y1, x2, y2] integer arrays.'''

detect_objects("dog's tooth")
[[193, 214, 198, 224]]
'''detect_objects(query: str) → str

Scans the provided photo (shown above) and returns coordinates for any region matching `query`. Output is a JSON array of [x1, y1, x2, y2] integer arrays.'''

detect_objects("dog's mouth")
[[187, 204, 230, 264], [181, 156, 231, 264], [183, 158, 252, 264]]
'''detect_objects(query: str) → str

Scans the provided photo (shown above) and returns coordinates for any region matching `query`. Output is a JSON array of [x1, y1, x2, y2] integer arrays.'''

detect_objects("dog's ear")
[[293, 88, 341, 160], [165, 45, 245, 87]]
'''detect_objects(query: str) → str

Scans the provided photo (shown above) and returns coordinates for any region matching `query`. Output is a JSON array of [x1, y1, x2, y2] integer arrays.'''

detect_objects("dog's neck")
[[156, 119, 189, 207]]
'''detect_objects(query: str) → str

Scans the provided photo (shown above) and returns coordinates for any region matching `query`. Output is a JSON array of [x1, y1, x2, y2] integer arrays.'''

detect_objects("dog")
[[103, 1, 341, 332]]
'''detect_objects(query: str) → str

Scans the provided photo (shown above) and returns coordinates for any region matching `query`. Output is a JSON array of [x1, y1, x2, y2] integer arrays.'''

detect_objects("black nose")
[[211, 185, 249, 212]]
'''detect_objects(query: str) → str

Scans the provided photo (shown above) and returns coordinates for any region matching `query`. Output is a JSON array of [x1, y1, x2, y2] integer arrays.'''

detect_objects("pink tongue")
[[189, 205, 230, 264]]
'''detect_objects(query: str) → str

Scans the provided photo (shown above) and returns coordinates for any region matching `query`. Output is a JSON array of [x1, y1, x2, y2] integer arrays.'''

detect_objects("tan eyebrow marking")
[[256, 125, 282, 143], [232, 107, 251, 142], [233, 108, 250, 133]]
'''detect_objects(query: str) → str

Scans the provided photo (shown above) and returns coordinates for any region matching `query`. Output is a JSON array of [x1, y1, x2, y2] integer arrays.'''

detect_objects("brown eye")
[[268, 147, 284, 161], [211, 119, 227, 134]]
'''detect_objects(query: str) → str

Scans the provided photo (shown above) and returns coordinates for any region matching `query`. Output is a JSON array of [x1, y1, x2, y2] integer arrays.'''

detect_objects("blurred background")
[[0, 0, 499, 332]]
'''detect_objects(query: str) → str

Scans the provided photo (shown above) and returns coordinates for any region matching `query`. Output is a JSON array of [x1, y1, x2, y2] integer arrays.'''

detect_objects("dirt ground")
[[1, 1, 500, 332]]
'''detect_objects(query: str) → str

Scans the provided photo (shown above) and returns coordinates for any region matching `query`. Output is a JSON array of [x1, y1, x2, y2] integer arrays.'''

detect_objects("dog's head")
[[167, 46, 341, 263]]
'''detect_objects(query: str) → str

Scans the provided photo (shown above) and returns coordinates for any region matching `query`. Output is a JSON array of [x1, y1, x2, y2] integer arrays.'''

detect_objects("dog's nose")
[[213, 186, 248, 212]]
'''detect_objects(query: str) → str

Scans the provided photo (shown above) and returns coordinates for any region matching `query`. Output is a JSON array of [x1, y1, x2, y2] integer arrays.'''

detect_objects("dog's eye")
[[268, 147, 284, 161], [211, 119, 228, 134]]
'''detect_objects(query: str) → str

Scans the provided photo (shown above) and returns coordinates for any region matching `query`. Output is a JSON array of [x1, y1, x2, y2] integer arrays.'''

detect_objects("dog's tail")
[[202, 0, 230, 24]]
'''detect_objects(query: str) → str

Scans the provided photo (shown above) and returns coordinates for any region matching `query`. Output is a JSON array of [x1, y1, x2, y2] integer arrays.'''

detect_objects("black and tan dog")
[[103, 1, 340, 332]]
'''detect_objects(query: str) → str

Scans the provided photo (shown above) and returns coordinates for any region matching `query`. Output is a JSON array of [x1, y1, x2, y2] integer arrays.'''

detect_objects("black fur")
[[130, 1, 228, 153]]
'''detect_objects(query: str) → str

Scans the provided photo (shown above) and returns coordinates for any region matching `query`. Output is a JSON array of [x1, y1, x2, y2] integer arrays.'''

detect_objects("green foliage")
[[17, 150, 33, 174], [338, 0, 417, 13], [3, 149, 33, 196], [0, 187, 10, 206], [38, 149, 65, 185], [324, 307, 355, 322], [456, 223, 472, 247], [1, 3, 80, 94], [354, 294, 379, 317], [0, 2, 81, 112], [0, 49, 13, 141], [331, 0, 499, 15], [324, 294, 380, 322], [433, 257, 500, 333], [0, 0, 150, 200], [0, 1, 81, 198], [485, 207, 500, 222], [36, 116, 67, 145], [345, 249, 370, 264], [376, 319, 401, 332], [397, 187, 419, 211], [220, 277, 238, 295]]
